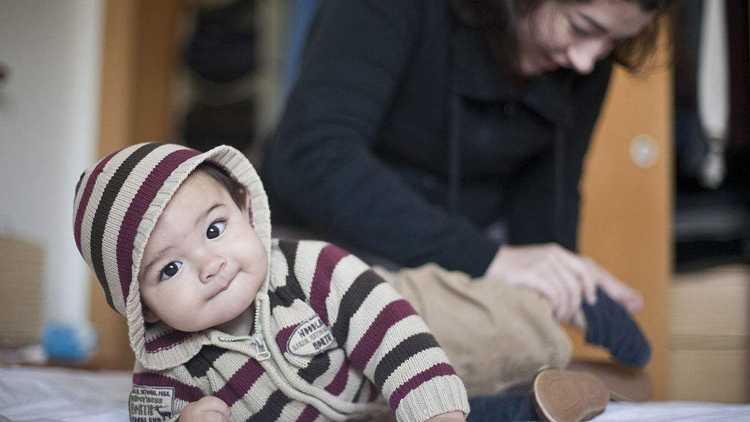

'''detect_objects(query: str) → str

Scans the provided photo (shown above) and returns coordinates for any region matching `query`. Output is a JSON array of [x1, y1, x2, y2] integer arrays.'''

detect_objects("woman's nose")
[[567, 39, 609, 75], [199, 252, 226, 283]]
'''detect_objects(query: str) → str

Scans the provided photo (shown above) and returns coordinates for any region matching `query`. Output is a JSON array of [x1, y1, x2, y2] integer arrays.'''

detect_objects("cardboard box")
[[0, 235, 44, 347], [670, 265, 750, 402]]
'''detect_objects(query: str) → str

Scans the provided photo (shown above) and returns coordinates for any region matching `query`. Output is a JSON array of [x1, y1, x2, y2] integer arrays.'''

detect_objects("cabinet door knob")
[[630, 135, 659, 169]]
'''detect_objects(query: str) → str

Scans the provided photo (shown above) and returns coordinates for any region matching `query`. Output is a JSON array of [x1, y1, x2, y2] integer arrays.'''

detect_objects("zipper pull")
[[253, 334, 271, 361]]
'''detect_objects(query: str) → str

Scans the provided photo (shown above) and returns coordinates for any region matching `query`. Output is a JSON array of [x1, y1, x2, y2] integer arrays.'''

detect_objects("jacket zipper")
[[251, 331, 271, 361], [217, 331, 270, 361]]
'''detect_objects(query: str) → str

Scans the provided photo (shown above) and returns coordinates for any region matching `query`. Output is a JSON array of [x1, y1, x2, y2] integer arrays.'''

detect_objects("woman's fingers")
[[535, 245, 592, 321], [551, 251, 596, 320], [488, 243, 644, 319], [584, 257, 644, 313], [546, 264, 579, 322], [530, 271, 562, 318]]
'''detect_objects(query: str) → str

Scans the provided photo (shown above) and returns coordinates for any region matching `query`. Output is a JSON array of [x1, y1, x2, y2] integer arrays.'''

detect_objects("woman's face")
[[517, 0, 656, 76]]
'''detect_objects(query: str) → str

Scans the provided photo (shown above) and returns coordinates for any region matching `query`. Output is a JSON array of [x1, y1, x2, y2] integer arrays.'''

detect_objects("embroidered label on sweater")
[[287, 315, 336, 356], [129, 385, 175, 422]]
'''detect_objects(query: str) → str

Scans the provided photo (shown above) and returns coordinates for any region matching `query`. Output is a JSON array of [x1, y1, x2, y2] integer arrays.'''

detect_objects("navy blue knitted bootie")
[[581, 288, 652, 368]]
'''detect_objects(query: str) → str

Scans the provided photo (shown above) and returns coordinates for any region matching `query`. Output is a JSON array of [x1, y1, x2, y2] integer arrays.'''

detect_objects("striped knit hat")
[[73, 143, 271, 369]]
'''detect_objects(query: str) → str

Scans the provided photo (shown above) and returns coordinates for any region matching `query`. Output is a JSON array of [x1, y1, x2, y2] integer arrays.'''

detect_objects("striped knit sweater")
[[130, 239, 469, 422]]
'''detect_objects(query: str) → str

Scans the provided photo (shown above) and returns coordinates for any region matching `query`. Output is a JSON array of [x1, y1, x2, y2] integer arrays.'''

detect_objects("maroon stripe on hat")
[[309, 244, 349, 325], [296, 405, 320, 422], [74, 173, 84, 198], [275, 325, 295, 354], [348, 299, 416, 370], [116, 148, 200, 302], [324, 358, 350, 396], [132, 373, 204, 403], [90, 143, 162, 310], [214, 359, 265, 406], [387, 363, 457, 411], [74, 151, 116, 253], [145, 328, 195, 353]]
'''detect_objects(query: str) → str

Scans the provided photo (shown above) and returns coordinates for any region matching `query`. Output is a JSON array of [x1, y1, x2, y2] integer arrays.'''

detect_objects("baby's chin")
[[212, 301, 257, 336]]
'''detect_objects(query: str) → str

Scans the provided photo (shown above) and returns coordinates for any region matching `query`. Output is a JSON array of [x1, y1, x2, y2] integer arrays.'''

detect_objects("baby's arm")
[[299, 243, 470, 422]]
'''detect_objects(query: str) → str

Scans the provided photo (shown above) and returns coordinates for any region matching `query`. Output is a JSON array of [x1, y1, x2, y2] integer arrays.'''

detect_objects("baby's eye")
[[207, 220, 226, 239], [159, 261, 182, 280]]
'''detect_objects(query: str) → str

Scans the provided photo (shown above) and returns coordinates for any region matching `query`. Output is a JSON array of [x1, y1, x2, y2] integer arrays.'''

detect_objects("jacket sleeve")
[[129, 364, 210, 422], [295, 242, 470, 422], [268, 0, 499, 277], [506, 61, 613, 251]]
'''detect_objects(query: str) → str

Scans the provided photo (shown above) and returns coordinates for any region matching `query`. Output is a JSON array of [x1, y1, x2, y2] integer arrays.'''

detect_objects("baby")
[[73, 143, 469, 422]]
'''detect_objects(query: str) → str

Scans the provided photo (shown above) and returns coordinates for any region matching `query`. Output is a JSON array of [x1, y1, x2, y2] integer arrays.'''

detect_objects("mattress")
[[2, 365, 750, 422]]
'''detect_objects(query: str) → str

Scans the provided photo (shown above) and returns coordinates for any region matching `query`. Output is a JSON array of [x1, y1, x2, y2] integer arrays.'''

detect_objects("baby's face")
[[138, 171, 267, 333]]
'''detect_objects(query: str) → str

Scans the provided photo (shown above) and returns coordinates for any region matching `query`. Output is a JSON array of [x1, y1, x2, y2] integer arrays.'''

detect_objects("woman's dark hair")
[[193, 161, 248, 211], [450, 0, 678, 74]]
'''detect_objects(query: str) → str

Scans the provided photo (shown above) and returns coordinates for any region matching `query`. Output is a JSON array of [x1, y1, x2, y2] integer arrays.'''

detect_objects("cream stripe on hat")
[[99, 143, 184, 313], [76, 143, 147, 309]]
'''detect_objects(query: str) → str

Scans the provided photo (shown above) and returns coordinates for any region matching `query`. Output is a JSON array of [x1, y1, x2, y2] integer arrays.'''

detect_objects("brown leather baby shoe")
[[532, 369, 609, 422]]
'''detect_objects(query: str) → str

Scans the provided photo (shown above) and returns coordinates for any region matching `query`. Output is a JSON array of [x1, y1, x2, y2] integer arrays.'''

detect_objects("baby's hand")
[[425, 411, 465, 422], [179, 396, 231, 422]]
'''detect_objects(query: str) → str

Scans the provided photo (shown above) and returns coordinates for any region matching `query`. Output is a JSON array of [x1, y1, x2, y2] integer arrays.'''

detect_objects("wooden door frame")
[[574, 53, 674, 399], [89, 0, 180, 370]]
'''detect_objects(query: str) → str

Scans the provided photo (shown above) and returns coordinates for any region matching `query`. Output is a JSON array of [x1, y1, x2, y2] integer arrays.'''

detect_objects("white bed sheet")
[[2, 365, 750, 422], [0, 365, 129, 422]]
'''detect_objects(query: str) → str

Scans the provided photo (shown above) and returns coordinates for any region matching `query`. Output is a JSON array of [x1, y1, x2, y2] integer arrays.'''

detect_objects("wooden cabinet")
[[88, 0, 181, 371]]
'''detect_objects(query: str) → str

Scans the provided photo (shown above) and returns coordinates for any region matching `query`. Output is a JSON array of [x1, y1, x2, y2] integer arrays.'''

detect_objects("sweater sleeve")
[[268, 0, 499, 277], [296, 241, 470, 422], [129, 364, 209, 422]]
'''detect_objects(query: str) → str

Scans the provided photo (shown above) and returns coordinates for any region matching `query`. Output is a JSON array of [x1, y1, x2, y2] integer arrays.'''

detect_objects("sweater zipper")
[[218, 333, 271, 361], [251, 330, 271, 361], [252, 295, 270, 361], [217, 284, 271, 361]]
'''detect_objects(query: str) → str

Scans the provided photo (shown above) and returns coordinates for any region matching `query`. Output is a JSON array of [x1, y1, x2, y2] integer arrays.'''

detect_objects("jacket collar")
[[447, 21, 576, 125]]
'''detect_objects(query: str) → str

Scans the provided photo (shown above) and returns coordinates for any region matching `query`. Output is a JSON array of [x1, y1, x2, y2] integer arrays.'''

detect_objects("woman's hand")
[[484, 243, 643, 322], [179, 396, 231, 422]]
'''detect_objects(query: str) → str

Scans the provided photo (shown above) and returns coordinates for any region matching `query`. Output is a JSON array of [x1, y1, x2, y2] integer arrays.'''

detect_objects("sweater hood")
[[73, 143, 272, 370]]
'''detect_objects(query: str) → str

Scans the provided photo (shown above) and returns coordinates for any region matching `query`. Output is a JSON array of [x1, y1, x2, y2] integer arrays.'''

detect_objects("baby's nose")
[[200, 254, 226, 283]]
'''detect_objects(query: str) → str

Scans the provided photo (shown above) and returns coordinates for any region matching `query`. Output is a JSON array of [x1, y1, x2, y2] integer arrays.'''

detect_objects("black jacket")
[[265, 0, 613, 277]]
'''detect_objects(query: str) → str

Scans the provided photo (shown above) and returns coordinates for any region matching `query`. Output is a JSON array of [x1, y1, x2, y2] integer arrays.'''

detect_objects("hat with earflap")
[[73, 142, 271, 370]]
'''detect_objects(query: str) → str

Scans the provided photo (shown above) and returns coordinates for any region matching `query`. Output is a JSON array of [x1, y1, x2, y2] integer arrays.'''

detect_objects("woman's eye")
[[160, 261, 182, 280], [571, 24, 592, 38], [207, 220, 226, 239]]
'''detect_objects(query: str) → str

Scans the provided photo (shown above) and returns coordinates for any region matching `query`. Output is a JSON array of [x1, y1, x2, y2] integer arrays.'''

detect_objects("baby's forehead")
[[166, 171, 228, 206], [145, 177, 220, 238]]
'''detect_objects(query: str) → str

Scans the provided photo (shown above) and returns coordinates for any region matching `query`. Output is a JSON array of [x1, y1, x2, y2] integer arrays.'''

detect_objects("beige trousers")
[[374, 264, 572, 397]]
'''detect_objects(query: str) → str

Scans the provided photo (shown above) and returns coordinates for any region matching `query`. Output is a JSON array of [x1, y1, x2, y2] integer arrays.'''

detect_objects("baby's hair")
[[194, 162, 248, 211]]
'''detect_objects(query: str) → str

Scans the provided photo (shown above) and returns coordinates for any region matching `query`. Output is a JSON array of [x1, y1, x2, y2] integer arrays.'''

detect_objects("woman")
[[265, 0, 674, 323]]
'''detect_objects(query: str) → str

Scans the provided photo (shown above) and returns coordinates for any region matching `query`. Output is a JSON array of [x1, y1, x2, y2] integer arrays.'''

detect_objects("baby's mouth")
[[211, 272, 237, 298], [219, 274, 234, 292]]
